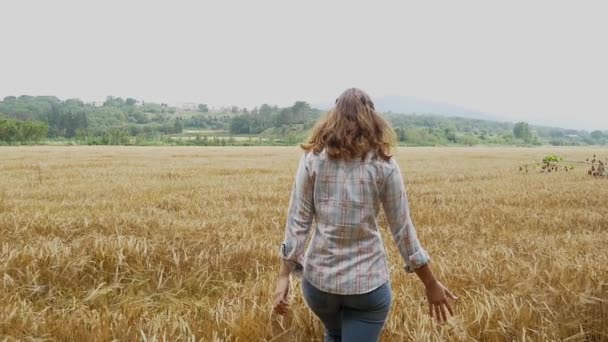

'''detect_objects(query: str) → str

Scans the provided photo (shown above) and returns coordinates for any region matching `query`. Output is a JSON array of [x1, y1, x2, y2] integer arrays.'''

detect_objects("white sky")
[[1, 0, 606, 130]]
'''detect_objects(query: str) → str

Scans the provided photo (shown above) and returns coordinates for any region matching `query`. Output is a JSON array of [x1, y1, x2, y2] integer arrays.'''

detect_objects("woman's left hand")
[[272, 275, 290, 316], [425, 280, 457, 324]]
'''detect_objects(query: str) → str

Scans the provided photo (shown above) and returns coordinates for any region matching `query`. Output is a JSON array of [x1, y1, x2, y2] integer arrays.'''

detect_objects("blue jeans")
[[301, 277, 392, 342]]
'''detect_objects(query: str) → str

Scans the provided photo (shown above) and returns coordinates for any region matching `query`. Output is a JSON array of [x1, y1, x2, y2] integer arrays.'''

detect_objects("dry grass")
[[0, 146, 607, 341]]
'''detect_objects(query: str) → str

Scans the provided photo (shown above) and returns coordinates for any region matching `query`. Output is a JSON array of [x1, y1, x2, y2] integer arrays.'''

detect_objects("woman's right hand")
[[272, 275, 291, 316], [424, 280, 458, 324]]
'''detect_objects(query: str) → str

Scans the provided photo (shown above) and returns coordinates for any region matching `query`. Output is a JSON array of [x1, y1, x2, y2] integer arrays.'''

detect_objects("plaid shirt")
[[279, 149, 430, 295]]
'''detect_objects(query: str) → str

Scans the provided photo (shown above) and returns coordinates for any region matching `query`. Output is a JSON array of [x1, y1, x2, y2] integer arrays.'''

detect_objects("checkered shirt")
[[279, 148, 430, 295]]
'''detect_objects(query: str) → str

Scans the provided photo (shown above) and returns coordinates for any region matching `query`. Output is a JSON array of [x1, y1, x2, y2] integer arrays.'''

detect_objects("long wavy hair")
[[301, 88, 396, 161]]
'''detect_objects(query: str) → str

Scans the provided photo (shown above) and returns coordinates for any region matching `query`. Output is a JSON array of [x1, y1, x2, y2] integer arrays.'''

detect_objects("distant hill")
[[314, 95, 500, 121], [375, 95, 500, 121]]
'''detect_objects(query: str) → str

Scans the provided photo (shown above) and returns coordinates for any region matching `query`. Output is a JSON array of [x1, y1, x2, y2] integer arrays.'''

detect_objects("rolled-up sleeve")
[[279, 152, 315, 278], [380, 158, 430, 273]]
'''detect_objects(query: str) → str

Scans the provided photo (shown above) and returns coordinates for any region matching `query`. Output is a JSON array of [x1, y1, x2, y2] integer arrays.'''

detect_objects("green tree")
[[444, 126, 457, 143], [0, 119, 18, 143], [394, 128, 405, 142], [104, 127, 130, 145], [104, 96, 125, 107], [229, 115, 251, 134], [458, 134, 479, 146], [590, 130, 604, 141], [259, 104, 273, 116], [403, 128, 422, 144], [198, 104, 209, 112], [173, 118, 183, 133], [513, 122, 531, 141], [291, 101, 311, 124], [0, 119, 47, 143], [130, 111, 149, 124], [57, 102, 88, 137]]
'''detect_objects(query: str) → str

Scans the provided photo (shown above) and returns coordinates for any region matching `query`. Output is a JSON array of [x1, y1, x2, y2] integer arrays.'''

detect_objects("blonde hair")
[[301, 88, 396, 161]]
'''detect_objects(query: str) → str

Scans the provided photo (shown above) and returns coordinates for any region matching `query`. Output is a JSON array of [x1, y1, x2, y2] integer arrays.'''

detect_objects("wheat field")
[[0, 146, 606, 341]]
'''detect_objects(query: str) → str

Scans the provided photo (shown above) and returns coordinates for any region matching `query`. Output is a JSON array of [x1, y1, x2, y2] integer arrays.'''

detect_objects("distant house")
[[565, 134, 579, 139], [179, 103, 198, 111]]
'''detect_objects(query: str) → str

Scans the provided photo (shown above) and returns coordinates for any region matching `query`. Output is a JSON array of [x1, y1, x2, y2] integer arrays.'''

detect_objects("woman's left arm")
[[273, 152, 315, 315]]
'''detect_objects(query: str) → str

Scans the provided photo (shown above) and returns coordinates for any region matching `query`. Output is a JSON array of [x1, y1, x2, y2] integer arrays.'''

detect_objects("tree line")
[[0, 95, 185, 143], [228, 105, 607, 146], [386, 116, 606, 146], [1, 95, 606, 146], [228, 101, 322, 135]]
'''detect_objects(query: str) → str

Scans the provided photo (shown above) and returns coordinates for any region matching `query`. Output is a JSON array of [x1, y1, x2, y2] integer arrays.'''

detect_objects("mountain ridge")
[[312, 95, 501, 122]]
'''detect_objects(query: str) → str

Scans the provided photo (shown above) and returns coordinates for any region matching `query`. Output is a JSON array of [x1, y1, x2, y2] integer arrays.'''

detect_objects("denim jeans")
[[301, 277, 392, 342]]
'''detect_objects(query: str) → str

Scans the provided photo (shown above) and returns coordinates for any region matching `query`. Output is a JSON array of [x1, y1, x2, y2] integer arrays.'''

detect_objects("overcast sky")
[[1, 0, 606, 130]]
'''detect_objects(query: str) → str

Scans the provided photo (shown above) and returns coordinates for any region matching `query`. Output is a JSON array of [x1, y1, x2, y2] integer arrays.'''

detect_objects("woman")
[[272, 88, 457, 341]]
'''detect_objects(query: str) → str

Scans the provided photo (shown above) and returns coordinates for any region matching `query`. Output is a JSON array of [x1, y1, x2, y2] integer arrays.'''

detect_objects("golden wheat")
[[0, 146, 606, 341]]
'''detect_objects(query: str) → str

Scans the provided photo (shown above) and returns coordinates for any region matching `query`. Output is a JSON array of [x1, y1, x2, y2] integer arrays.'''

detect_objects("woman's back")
[[305, 149, 392, 295], [282, 147, 429, 295]]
